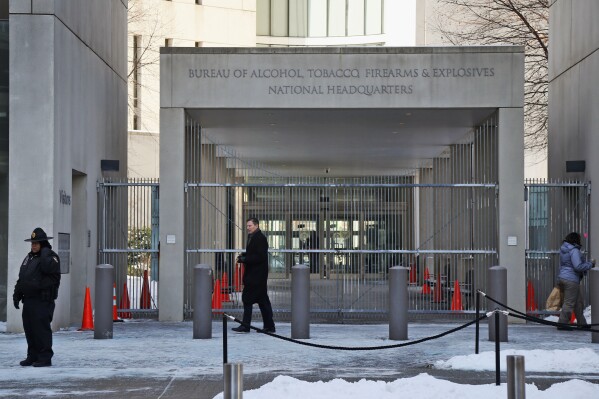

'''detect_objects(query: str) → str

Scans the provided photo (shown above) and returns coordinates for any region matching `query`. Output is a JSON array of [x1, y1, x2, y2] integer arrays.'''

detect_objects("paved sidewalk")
[[1, 320, 598, 398]]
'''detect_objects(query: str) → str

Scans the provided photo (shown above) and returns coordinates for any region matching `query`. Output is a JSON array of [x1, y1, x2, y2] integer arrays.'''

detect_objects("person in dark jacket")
[[556, 232, 595, 330], [13, 227, 61, 367], [232, 218, 275, 333]]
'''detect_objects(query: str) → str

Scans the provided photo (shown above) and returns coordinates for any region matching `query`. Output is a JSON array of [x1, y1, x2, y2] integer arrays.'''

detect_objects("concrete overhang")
[[161, 47, 524, 177], [188, 107, 495, 177]]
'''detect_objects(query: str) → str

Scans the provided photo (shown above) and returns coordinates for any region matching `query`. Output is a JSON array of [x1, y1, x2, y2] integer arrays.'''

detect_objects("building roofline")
[[160, 46, 525, 55]]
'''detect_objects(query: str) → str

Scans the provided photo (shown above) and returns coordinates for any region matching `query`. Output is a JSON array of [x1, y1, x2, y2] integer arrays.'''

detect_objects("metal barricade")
[[525, 180, 591, 314], [98, 178, 160, 317]]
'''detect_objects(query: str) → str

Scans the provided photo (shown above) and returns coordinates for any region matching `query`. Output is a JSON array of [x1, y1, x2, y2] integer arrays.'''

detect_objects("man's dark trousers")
[[241, 285, 275, 329]]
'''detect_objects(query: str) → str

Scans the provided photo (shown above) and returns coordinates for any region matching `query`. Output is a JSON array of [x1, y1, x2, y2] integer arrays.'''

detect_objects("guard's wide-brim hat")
[[24, 227, 53, 242]]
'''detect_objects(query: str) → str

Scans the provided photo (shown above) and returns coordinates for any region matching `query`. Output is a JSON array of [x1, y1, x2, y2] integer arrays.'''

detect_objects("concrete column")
[[7, 15, 55, 333], [497, 107, 526, 319], [159, 107, 186, 321]]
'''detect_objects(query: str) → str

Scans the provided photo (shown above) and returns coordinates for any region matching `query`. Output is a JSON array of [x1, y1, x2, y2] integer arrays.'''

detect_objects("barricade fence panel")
[[98, 178, 159, 317], [96, 177, 592, 321], [183, 181, 499, 321], [525, 180, 591, 315]]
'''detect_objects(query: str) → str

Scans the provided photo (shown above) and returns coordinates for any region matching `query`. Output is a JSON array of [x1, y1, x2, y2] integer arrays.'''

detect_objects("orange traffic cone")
[[421, 267, 431, 294], [140, 270, 152, 309], [212, 279, 223, 310], [526, 281, 538, 311], [432, 273, 444, 303], [113, 283, 124, 322], [79, 286, 94, 331], [119, 282, 132, 319], [409, 263, 417, 284], [221, 272, 231, 302], [450, 280, 463, 311]]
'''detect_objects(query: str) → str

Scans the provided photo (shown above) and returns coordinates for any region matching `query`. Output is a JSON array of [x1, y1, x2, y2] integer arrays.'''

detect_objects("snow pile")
[[213, 374, 599, 399], [434, 348, 599, 372]]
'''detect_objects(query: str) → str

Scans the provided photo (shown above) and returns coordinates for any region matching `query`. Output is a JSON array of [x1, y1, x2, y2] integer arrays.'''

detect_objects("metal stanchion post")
[[222, 315, 242, 398], [389, 266, 409, 340], [223, 363, 243, 399], [193, 264, 213, 339], [475, 290, 480, 354], [507, 355, 526, 399], [495, 310, 500, 386], [95, 264, 114, 339], [223, 315, 228, 364], [590, 269, 599, 344]]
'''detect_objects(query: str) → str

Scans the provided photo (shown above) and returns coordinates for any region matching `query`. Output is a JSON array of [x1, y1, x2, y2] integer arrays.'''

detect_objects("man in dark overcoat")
[[13, 227, 61, 367], [232, 218, 275, 333]]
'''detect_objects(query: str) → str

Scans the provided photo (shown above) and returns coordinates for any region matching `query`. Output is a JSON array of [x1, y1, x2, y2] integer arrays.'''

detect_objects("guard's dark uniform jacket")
[[13, 246, 61, 364]]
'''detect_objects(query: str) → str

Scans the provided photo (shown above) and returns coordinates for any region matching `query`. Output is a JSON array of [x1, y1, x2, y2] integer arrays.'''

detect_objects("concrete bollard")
[[590, 269, 599, 344], [389, 266, 409, 340], [507, 355, 526, 399], [193, 264, 213, 339], [94, 264, 114, 339], [291, 264, 310, 339], [487, 265, 508, 342], [224, 363, 243, 399]]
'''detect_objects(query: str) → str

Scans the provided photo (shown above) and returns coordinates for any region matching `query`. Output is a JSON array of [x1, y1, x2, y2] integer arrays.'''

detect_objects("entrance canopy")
[[158, 47, 526, 322], [162, 47, 522, 177]]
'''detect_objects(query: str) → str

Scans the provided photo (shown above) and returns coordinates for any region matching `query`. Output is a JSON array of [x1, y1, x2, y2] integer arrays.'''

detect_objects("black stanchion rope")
[[223, 313, 488, 351], [480, 290, 599, 332]]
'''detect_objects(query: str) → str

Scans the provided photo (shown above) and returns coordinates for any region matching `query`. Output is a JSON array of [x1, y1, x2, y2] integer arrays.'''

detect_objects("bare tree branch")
[[431, 0, 548, 155], [127, 0, 167, 132]]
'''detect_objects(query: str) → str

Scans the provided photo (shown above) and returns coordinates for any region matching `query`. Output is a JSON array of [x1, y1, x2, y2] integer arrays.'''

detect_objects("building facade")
[[128, 0, 419, 179], [548, 0, 598, 262], [0, 2, 8, 321], [4, 0, 127, 332], [127, 0, 256, 178]]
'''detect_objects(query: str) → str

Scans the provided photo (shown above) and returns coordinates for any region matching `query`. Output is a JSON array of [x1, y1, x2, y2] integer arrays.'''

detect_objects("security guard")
[[13, 227, 61, 367]]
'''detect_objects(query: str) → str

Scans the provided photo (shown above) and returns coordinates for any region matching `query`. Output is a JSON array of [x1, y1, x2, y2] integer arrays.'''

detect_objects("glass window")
[[271, 0, 289, 37], [365, 0, 382, 35], [328, 0, 346, 37], [347, 0, 365, 36], [256, 0, 271, 36], [0, 0, 8, 19], [289, 0, 308, 37], [262, 219, 287, 272], [308, 0, 327, 37]]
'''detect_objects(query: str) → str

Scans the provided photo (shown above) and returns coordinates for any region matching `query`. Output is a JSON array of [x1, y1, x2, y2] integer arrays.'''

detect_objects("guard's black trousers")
[[22, 298, 55, 362], [241, 284, 275, 330]]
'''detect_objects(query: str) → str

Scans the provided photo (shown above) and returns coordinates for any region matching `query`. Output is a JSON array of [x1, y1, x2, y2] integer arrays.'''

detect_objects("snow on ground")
[[544, 305, 592, 324], [1, 308, 598, 398], [214, 374, 599, 399]]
